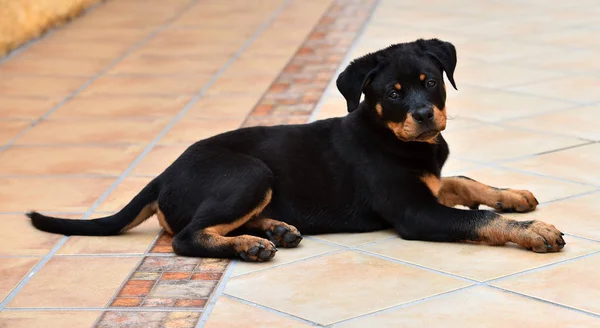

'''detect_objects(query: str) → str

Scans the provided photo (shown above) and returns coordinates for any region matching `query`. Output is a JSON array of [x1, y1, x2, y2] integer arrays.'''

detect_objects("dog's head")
[[336, 38, 457, 143]]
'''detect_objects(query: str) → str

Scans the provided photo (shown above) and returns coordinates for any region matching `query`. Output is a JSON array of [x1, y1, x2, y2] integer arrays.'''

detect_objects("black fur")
[[28, 39, 514, 259]]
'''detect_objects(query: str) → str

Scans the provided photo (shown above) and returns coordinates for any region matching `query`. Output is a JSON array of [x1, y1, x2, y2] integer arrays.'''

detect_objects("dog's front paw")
[[510, 220, 565, 253], [235, 237, 277, 262], [493, 189, 539, 213]]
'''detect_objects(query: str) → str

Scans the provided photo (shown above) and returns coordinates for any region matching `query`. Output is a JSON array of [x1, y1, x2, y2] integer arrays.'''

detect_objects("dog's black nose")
[[412, 107, 434, 124]]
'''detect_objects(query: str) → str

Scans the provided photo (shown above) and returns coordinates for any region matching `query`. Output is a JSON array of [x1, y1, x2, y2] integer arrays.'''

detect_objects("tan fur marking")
[[155, 204, 174, 235], [394, 83, 402, 90], [476, 217, 564, 252], [120, 204, 155, 233], [375, 103, 383, 117], [420, 73, 426, 81], [420, 173, 441, 197]]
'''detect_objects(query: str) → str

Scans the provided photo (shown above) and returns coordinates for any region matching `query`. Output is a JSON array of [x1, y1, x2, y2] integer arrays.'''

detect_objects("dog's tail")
[[28, 180, 160, 236]]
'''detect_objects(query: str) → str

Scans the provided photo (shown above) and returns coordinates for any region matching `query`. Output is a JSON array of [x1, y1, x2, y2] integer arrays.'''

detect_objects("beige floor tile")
[[360, 236, 600, 281], [81, 75, 212, 96], [0, 145, 143, 175], [0, 121, 29, 144], [0, 311, 101, 328], [0, 177, 115, 212], [0, 258, 39, 302], [0, 76, 86, 98], [0, 215, 62, 256], [160, 118, 243, 144], [231, 238, 342, 277], [16, 119, 168, 145], [311, 230, 396, 247], [441, 117, 482, 133], [501, 143, 600, 186], [205, 297, 310, 328], [441, 157, 481, 175], [492, 253, 600, 315], [513, 193, 600, 242], [506, 105, 600, 141], [225, 250, 471, 325], [455, 167, 596, 204], [511, 76, 600, 103], [445, 85, 576, 122], [456, 60, 562, 89], [8, 256, 139, 308], [52, 95, 191, 119], [452, 39, 561, 63], [514, 49, 600, 74], [96, 176, 154, 212], [184, 94, 262, 119], [0, 311, 102, 328], [131, 145, 188, 176], [0, 98, 60, 120], [312, 96, 347, 120], [335, 286, 600, 328], [443, 125, 584, 163], [57, 218, 160, 254]]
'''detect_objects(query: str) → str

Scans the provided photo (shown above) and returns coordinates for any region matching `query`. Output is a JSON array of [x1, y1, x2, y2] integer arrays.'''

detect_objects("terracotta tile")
[[0, 311, 101, 328], [0, 57, 110, 77], [226, 55, 292, 77], [52, 96, 190, 119], [81, 75, 212, 96], [197, 258, 229, 272], [336, 286, 600, 328], [232, 238, 341, 277], [191, 272, 222, 280], [0, 145, 143, 175], [118, 280, 155, 297], [96, 311, 167, 328], [8, 257, 139, 308], [205, 297, 311, 328], [23, 41, 130, 60], [443, 125, 584, 163], [506, 105, 600, 141], [111, 297, 143, 307], [0, 177, 115, 212], [162, 272, 192, 280], [0, 258, 39, 301], [454, 167, 596, 204], [0, 214, 61, 256], [72, 11, 171, 29], [131, 145, 188, 176], [184, 94, 262, 119], [225, 251, 471, 325], [312, 96, 346, 120], [160, 118, 243, 144], [445, 85, 576, 122], [174, 299, 207, 307], [360, 235, 600, 281], [151, 245, 174, 253], [163, 311, 202, 328], [138, 256, 202, 272], [150, 28, 255, 47], [492, 254, 600, 315], [108, 55, 228, 75], [456, 60, 562, 89], [96, 176, 154, 212], [45, 27, 151, 44], [143, 298, 176, 307], [134, 42, 239, 57], [57, 218, 160, 254], [16, 119, 168, 145], [150, 280, 218, 299], [0, 121, 29, 145], [312, 230, 396, 247], [511, 76, 600, 103], [0, 97, 60, 120], [0, 76, 86, 98], [513, 193, 600, 242], [206, 75, 276, 95], [501, 143, 600, 186]]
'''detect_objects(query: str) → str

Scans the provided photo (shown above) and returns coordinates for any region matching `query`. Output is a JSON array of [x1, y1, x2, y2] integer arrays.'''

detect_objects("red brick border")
[[95, 0, 375, 326]]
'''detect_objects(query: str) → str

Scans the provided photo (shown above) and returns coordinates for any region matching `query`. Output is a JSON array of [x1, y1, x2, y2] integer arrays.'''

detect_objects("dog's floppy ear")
[[336, 53, 382, 112], [421, 38, 458, 90]]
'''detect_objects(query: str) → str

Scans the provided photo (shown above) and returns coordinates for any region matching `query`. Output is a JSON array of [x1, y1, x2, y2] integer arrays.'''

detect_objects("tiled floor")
[[1, 0, 600, 327]]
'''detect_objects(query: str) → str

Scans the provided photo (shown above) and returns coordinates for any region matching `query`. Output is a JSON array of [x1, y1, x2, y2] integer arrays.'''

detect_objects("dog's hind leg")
[[241, 218, 303, 248]]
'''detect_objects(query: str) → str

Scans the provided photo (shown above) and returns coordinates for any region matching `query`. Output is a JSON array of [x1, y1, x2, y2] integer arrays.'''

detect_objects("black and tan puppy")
[[28, 38, 565, 262]]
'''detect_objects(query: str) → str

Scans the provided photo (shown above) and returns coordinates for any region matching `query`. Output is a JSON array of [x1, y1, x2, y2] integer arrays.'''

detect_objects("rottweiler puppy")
[[28, 38, 565, 262]]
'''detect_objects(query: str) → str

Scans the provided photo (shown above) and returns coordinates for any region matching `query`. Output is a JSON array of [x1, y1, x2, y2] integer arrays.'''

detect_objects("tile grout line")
[[0, 0, 201, 153], [195, 261, 238, 328], [222, 294, 325, 327], [0, 0, 207, 311]]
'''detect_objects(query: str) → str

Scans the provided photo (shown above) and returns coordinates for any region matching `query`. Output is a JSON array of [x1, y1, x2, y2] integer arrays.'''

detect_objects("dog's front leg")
[[380, 200, 565, 253]]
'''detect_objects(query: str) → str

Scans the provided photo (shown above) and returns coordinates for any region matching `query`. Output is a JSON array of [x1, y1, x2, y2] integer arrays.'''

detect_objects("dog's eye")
[[388, 91, 399, 99], [426, 80, 437, 88]]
